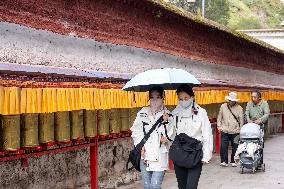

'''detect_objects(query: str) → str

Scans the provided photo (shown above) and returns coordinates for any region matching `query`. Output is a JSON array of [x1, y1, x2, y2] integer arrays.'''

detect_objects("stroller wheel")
[[262, 163, 266, 172]]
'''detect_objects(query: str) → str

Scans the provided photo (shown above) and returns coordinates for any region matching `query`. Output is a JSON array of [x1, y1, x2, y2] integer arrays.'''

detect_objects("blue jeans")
[[140, 160, 165, 189]]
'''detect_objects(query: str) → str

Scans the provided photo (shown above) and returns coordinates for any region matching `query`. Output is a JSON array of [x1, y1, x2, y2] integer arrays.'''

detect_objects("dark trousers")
[[220, 132, 239, 164], [174, 163, 202, 189]]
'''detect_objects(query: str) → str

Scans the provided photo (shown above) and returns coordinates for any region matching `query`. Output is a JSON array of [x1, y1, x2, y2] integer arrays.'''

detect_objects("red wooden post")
[[90, 138, 98, 189], [282, 113, 284, 133], [21, 158, 29, 167], [215, 126, 220, 154]]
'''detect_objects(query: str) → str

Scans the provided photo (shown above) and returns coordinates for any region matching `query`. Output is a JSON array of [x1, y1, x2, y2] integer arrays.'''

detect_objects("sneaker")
[[231, 163, 237, 167], [220, 162, 229, 167]]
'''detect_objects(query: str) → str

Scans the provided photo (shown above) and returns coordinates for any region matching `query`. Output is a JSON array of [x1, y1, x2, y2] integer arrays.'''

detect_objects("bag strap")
[[227, 103, 240, 126], [137, 116, 164, 146], [163, 122, 173, 142]]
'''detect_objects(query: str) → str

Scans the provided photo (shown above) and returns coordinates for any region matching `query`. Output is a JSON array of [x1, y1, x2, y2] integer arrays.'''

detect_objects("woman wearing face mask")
[[169, 84, 213, 189], [130, 86, 174, 189]]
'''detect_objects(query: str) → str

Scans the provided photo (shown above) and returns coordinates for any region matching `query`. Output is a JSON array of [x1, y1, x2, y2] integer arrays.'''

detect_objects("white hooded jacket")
[[130, 106, 174, 171], [171, 104, 213, 162]]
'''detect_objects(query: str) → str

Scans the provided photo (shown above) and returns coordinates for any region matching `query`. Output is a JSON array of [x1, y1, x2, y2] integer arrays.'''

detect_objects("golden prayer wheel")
[[129, 108, 139, 127], [270, 101, 274, 111], [109, 109, 121, 134], [83, 110, 97, 138], [268, 101, 274, 112], [203, 104, 220, 119], [21, 113, 39, 148], [55, 111, 71, 143], [98, 110, 110, 136], [279, 102, 282, 112], [70, 110, 84, 140], [208, 107, 213, 119], [201, 104, 211, 119], [213, 104, 221, 119], [281, 101, 284, 112], [274, 101, 279, 111], [273, 101, 284, 112], [120, 109, 130, 132], [0, 115, 21, 151], [39, 113, 55, 144]]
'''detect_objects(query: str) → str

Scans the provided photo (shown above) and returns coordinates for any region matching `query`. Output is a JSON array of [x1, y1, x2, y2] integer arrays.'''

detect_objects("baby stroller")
[[238, 123, 265, 174]]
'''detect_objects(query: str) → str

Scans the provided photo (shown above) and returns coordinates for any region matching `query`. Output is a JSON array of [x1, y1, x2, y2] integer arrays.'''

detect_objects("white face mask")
[[150, 99, 164, 112], [179, 98, 193, 109]]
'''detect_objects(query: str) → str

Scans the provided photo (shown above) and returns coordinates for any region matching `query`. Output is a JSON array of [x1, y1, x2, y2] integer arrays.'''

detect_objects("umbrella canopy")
[[122, 68, 201, 92]]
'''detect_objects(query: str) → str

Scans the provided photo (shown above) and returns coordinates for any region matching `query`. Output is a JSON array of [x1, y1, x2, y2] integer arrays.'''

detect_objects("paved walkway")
[[119, 134, 284, 189]]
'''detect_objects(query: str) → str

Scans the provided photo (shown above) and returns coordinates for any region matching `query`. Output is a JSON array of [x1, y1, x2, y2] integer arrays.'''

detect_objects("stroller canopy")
[[240, 123, 262, 139]]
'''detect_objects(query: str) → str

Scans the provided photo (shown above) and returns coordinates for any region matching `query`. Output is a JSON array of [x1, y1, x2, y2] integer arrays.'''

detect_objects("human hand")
[[163, 113, 170, 122], [160, 136, 168, 144], [254, 120, 262, 125]]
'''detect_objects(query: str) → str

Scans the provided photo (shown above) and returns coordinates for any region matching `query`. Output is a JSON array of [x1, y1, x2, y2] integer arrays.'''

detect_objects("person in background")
[[217, 92, 244, 167], [245, 90, 270, 165], [245, 90, 270, 134], [130, 86, 174, 189]]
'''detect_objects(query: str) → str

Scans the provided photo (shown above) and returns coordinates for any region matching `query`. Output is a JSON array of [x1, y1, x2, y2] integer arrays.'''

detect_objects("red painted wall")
[[0, 0, 283, 75]]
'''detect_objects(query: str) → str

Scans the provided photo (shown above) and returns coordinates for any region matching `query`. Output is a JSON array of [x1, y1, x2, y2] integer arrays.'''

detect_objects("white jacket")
[[130, 107, 174, 171], [171, 104, 213, 162]]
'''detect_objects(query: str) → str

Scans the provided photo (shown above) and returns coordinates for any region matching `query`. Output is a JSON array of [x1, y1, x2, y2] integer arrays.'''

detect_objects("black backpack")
[[126, 116, 164, 172], [169, 133, 203, 168]]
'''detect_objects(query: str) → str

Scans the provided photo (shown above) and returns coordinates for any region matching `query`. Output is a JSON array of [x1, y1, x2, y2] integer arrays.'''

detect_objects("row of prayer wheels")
[[267, 101, 284, 113], [1, 101, 283, 152], [98, 108, 139, 139], [169, 101, 284, 120], [202, 101, 284, 119], [0, 108, 140, 152]]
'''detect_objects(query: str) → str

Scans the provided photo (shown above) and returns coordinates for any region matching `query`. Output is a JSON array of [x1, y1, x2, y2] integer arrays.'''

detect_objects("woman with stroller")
[[165, 84, 213, 189], [130, 86, 174, 189]]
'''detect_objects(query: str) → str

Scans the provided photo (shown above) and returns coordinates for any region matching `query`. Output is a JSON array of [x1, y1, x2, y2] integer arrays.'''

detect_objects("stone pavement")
[[119, 134, 284, 189]]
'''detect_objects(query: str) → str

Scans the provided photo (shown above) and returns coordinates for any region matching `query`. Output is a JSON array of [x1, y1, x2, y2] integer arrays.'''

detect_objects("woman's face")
[[149, 90, 164, 110], [178, 91, 191, 101]]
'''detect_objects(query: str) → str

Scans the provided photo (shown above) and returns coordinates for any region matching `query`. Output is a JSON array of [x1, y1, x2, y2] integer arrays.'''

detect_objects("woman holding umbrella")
[[130, 86, 174, 189]]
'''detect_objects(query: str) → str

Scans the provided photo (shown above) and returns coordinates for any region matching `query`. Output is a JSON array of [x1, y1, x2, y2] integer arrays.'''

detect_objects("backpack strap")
[[139, 116, 164, 146]]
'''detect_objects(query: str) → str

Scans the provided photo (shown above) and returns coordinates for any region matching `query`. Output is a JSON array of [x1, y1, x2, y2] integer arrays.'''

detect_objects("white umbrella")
[[122, 68, 201, 92]]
